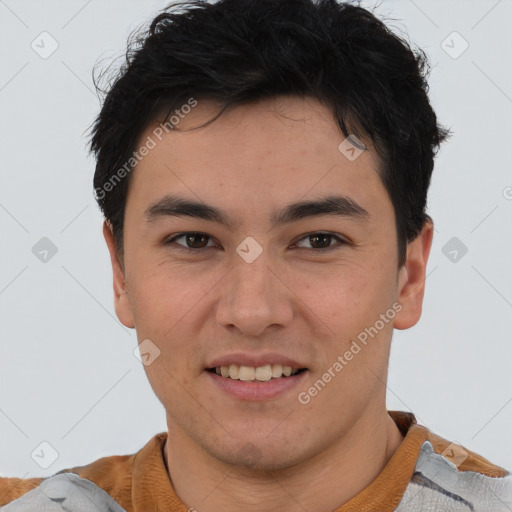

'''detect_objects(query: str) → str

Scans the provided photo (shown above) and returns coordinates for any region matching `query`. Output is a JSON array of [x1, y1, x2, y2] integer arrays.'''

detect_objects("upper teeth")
[[215, 364, 300, 381]]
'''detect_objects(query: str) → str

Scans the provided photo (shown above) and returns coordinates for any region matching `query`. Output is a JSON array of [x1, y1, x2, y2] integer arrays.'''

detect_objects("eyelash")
[[164, 232, 349, 253]]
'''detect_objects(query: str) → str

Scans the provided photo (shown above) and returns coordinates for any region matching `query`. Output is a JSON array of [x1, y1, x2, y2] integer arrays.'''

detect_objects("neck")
[[164, 407, 404, 512]]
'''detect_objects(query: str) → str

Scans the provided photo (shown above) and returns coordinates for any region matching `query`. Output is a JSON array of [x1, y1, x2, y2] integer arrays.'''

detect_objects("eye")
[[293, 232, 347, 251], [165, 232, 217, 250], [164, 231, 348, 252]]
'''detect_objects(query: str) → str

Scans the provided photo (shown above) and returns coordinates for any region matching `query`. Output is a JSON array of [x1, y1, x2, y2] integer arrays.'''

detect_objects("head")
[[92, 0, 449, 470]]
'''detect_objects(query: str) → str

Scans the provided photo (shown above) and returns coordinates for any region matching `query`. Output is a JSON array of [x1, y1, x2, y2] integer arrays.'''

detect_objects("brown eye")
[[295, 232, 346, 251], [166, 232, 215, 250], [165, 231, 347, 253]]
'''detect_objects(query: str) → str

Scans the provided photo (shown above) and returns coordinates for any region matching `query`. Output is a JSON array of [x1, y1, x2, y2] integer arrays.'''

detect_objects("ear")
[[102, 221, 135, 329], [393, 219, 434, 330]]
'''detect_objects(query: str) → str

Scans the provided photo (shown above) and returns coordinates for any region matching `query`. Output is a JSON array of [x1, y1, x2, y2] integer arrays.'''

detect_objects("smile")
[[205, 365, 309, 401], [208, 364, 305, 381]]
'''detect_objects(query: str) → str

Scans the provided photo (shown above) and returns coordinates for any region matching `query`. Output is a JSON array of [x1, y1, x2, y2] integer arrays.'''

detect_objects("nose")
[[214, 248, 294, 337]]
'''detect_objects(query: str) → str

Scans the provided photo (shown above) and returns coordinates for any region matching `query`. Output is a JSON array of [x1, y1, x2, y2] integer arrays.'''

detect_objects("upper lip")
[[207, 353, 308, 370]]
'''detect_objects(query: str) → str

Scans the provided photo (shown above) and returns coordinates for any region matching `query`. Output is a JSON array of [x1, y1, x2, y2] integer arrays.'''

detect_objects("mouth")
[[206, 364, 308, 382], [205, 362, 309, 401]]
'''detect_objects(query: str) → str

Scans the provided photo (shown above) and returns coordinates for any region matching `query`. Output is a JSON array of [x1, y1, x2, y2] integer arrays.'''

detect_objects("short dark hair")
[[90, 0, 450, 267]]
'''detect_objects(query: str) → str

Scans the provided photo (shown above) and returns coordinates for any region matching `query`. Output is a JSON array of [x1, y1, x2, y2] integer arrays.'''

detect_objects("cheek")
[[300, 261, 398, 380], [128, 261, 209, 369], [307, 262, 395, 329], [128, 258, 198, 326], [303, 266, 397, 403], [129, 277, 168, 332]]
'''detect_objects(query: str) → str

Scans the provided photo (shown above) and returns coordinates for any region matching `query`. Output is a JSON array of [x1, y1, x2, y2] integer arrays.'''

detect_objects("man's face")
[[107, 96, 421, 470]]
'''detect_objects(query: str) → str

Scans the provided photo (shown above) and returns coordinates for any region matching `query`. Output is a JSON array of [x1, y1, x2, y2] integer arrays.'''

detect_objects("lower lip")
[[205, 370, 309, 401]]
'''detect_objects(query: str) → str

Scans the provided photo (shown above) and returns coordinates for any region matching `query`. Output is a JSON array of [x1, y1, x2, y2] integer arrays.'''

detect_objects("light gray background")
[[0, 0, 511, 478]]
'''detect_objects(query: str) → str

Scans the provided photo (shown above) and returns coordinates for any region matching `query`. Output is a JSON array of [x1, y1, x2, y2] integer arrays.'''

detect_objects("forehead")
[[125, 96, 389, 222]]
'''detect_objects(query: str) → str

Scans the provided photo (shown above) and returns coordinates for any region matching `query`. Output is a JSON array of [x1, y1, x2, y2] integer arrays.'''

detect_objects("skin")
[[103, 95, 433, 511]]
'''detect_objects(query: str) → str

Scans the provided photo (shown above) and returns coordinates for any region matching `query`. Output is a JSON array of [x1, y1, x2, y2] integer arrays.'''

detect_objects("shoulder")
[[0, 453, 135, 511], [428, 430, 509, 478], [0, 476, 44, 506], [0, 472, 127, 511], [0, 450, 134, 512], [398, 427, 512, 510], [0, 452, 134, 507], [0, 433, 167, 511]]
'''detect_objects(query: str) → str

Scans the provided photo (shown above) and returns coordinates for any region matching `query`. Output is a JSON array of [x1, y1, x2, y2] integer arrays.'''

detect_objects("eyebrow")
[[144, 193, 369, 230]]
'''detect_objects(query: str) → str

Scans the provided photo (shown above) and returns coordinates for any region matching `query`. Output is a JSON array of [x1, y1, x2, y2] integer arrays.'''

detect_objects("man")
[[1, 0, 511, 510]]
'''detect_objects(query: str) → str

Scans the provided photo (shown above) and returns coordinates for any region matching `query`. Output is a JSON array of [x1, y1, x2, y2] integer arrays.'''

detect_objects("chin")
[[206, 437, 307, 472]]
